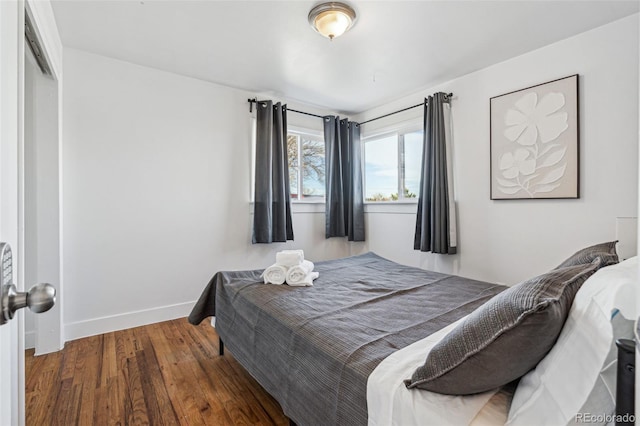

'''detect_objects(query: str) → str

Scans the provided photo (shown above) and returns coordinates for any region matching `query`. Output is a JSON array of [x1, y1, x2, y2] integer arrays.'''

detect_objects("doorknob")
[[1, 283, 56, 324], [0, 242, 56, 325]]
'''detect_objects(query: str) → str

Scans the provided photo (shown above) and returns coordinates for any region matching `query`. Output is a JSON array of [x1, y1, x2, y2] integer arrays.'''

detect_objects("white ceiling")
[[51, 0, 638, 114]]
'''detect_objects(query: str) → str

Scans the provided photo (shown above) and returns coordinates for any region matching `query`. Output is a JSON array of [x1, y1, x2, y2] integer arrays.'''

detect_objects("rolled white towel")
[[276, 249, 305, 267], [287, 271, 319, 287], [262, 264, 288, 285], [286, 260, 315, 284]]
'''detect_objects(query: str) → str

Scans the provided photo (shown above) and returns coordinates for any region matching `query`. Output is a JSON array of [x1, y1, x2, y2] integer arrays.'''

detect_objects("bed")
[[188, 250, 637, 426]]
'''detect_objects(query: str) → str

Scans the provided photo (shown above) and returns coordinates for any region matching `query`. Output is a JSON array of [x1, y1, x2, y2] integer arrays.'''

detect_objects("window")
[[364, 128, 423, 202], [287, 129, 325, 201], [403, 131, 423, 197]]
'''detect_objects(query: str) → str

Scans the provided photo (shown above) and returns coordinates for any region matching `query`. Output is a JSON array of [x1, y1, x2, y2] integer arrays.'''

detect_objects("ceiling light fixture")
[[308, 2, 356, 41]]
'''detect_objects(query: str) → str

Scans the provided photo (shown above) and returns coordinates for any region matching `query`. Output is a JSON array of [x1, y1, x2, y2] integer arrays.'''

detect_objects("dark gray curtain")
[[324, 116, 364, 241], [252, 101, 294, 243], [414, 93, 457, 254]]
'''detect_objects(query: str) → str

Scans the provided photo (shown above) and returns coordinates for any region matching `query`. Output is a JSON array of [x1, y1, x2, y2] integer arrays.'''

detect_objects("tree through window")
[[288, 131, 325, 201]]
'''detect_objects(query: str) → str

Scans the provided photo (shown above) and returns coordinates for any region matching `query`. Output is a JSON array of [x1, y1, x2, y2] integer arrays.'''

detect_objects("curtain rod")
[[359, 93, 453, 125], [247, 92, 453, 124], [247, 98, 325, 119]]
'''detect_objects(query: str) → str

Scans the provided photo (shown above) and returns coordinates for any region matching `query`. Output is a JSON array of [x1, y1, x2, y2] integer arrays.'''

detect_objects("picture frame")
[[490, 74, 579, 199]]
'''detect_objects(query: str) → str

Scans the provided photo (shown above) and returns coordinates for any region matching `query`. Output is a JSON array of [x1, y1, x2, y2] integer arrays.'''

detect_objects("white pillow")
[[506, 257, 637, 426]]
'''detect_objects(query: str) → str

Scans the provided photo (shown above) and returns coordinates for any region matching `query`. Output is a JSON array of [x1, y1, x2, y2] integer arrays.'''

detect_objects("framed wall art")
[[490, 74, 579, 199]]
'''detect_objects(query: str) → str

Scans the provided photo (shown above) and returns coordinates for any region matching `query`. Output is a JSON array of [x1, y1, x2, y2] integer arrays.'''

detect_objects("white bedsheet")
[[367, 317, 503, 426]]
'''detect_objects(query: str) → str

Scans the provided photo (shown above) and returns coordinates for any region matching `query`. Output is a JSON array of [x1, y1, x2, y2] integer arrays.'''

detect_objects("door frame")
[[23, 0, 64, 356]]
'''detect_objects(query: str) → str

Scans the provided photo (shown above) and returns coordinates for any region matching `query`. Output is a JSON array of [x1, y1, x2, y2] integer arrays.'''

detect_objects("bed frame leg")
[[615, 338, 635, 425], [219, 338, 224, 356]]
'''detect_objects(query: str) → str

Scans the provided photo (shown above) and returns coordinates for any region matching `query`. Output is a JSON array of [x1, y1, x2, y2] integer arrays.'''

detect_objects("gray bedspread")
[[188, 253, 505, 426]]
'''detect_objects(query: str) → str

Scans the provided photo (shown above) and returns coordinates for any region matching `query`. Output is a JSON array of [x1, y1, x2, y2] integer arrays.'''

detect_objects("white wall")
[[61, 48, 354, 340], [355, 15, 639, 285], [62, 14, 638, 340]]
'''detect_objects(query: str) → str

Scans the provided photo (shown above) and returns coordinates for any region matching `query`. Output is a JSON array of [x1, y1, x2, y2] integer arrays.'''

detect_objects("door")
[[1, 2, 60, 422], [0, 0, 25, 424]]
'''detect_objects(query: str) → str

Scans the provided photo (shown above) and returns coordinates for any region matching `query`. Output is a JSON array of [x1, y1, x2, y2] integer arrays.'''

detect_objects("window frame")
[[362, 119, 423, 204], [287, 126, 325, 204]]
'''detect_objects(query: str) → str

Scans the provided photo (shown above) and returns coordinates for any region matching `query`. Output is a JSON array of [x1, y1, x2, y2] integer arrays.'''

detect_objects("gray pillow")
[[555, 241, 618, 269], [405, 259, 602, 395]]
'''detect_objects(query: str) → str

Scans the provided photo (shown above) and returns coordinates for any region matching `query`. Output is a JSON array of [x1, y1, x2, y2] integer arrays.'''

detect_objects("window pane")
[[403, 131, 423, 199], [287, 134, 299, 199], [301, 136, 325, 199], [365, 135, 398, 201]]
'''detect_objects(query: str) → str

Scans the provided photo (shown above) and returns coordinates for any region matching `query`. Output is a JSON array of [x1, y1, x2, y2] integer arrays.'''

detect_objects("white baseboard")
[[25, 330, 35, 350], [64, 301, 195, 342]]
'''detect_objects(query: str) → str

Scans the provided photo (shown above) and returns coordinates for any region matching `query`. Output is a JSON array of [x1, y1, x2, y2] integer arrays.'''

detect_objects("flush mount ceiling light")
[[308, 2, 356, 40]]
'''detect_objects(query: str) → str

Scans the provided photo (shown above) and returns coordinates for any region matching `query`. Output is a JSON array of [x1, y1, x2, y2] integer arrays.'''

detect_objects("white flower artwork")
[[490, 75, 579, 199]]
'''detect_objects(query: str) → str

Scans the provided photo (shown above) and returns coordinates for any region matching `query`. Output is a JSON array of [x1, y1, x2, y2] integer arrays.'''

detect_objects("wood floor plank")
[[25, 353, 64, 425], [59, 340, 79, 382], [124, 356, 151, 425], [100, 331, 118, 386], [24, 349, 40, 391], [177, 321, 229, 415], [77, 381, 97, 426], [135, 348, 166, 425], [227, 358, 289, 426], [109, 375, 130, 426], [135, 328, 180, 426], [115, 328, 135, 372], [26, 318, 289, 426], [48, 377, 75, 426], [92, 385, 109, 426], [25, 348, 61, 394], [145, 323, 190, 424], [162, 321, 212, 425], [72, 335, 102, 388]]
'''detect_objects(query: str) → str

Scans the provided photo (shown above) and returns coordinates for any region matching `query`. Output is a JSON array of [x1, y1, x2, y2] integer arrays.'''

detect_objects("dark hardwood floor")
[[25, 318, 289, 425]]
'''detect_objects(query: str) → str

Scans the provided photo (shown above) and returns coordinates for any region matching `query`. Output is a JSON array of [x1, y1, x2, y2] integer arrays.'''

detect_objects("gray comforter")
[[189, 253, 505, 425]]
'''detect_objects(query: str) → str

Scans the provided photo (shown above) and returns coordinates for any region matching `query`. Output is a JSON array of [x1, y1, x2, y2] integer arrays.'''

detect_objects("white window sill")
[[364, 201, 418, 205], [291, 200, 325, 205], [249, 201, 417, 214]]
